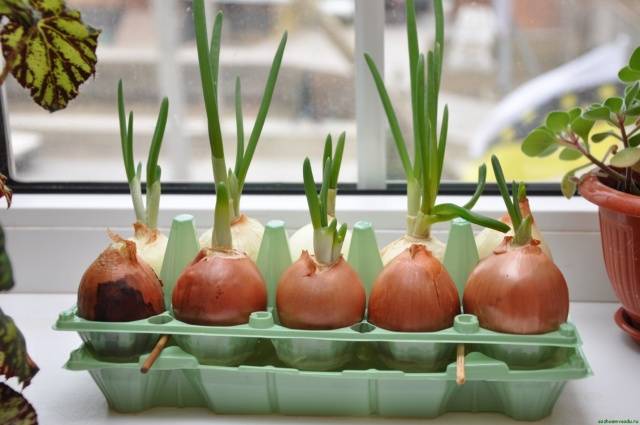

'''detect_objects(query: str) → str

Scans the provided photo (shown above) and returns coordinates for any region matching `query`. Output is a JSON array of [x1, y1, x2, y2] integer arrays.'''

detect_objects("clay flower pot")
[[579, 174, 640, 330]]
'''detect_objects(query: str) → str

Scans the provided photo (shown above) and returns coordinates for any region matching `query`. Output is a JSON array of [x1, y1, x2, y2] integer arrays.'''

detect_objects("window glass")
[[5, 0, 640, 187], [384, 0, 639, 182], [5, 0, 356, 183]]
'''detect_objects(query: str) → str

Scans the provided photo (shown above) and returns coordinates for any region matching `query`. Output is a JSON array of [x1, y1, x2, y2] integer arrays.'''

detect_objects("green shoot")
[[320, 132, 346, 216], [117, 79, 168, 230], [365, 0, 507, 238], [491, 155, 531, 245], [213, 182, 232, 250], [193, 0, 287, 220], [303, 157, 347, 265]]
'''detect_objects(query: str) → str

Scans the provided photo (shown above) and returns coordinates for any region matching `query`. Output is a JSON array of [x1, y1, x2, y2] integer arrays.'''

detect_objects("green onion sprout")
[[364, 0, 508, 238], [117, 79, 169, 230], [491, 155, 532, 246], [303, 157, 348, 265], [193, 0, 287, 220]]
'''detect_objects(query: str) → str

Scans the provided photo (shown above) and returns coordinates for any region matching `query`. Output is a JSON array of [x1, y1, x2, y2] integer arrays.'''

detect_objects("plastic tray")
[[65, 342, 590, 420], [56, 215, 592, 419]]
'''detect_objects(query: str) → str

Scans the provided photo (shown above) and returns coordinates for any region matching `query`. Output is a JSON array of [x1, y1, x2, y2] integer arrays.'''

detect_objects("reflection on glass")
[[5, 0, 640, 185]]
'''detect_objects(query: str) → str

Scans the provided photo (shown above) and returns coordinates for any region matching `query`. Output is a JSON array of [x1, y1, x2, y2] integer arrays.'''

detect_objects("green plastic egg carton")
[[55, 215, 592, 420]]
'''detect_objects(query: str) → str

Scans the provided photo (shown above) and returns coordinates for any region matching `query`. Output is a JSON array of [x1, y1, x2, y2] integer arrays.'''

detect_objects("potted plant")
[[522, 47, 640, 337]]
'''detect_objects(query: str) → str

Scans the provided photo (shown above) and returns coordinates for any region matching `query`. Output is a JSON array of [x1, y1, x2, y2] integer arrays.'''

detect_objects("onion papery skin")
[[380, 234, 445, 266], [288, 221, 352, 261], [199, 214, 264, 261], [129, 222, 167, 277], [369, 244, 460, 332], [276, 251, 366, 330], [77, 238, 165, 322], [463, 237, 569, 334], [475, 198, 552, 260], [172, 248, 267, 326]]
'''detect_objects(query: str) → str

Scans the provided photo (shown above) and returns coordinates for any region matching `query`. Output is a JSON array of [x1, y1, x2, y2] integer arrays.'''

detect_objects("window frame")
[[0, 0, 563, 197]]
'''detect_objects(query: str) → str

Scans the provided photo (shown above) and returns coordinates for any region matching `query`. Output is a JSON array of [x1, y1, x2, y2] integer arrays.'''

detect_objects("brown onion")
[[276, 251, 366, 330], [368, 244, 460, 332], [77, 234, 165, 322], [463, 236, 569, 334], [172, 248, 267, 326]]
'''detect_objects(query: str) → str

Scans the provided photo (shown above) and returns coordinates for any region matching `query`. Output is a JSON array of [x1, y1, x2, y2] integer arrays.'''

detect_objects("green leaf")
[[629, 133, 640, 147], [582, 106, 611, 121], [624, 82, 640, 108], [604, 97, 623, 114], [630, 46, 640, 71], [591, 132, 616, 143], [568, 107, 582, 122], [558, 147, 583, 161], [561, 172, 578, 199], [0, 383, 37, 425], [626, 104, 640, 117], [610, 147, 640, 168], [546, 111, 570, 132], [365, 53, 412, 177], [0, 4, 101, 111], [522, 128, 556, 156], [0, 308, 38, 387], [432, 203, 510, 233], [0, 224, 15, 291], [619, 66, 640, 83], [571, 116, 594, 142], [539, 143, 559, 157]]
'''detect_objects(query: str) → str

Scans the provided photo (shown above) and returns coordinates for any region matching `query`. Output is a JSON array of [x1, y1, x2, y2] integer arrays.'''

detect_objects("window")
[[3, 0, 640, 192]]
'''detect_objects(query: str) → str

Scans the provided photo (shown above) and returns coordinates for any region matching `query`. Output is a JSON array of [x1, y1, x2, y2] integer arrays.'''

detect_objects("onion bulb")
[[475, 197, 552, 260], [465, 155, 570, 334], [289, 220, 352, 261], [199, 214, 264, 261], [368, 244, 460, 332], [380, 234, 445, 265], [172, 248, 267, 326], [130, 222, 167, 276], [77, 233, 165, 322], [463, 237, 568, 334], [276, 251, 365, 330]]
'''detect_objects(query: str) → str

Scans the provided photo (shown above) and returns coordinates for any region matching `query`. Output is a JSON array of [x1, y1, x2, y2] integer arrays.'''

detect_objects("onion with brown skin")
[[276, 156, 366, 330], [463, 156, 569, 334], [463, 237, 568, 334], [172, 248, 267, 326], [76, 85, 169, 322], [172, 181, 268, 326], [78, 234, 165, 322], [368, 244, 460, 332], [277, 251, 365, 330]]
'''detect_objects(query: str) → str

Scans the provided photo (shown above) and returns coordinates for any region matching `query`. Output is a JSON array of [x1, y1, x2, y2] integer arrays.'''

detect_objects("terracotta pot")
[[579, 174, 640, 327]]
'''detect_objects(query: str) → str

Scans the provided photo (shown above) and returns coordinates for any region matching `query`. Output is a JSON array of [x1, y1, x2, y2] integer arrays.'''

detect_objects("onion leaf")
[[236, 32, 288, 188]]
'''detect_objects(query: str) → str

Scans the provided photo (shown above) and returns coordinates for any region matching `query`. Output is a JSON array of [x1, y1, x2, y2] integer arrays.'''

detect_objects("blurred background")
[[3, 0, 639, 185]]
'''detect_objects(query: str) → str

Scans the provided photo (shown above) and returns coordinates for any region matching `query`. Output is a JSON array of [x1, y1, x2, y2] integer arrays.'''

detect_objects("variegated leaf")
[[0, 308, 38, 387], [0, 383, 38, 425], [1, 3, 100, 111]]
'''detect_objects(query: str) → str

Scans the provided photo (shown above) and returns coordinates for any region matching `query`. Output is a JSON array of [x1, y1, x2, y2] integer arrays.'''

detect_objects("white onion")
[[128, 223, 167, 277], [475, 198, 552, 260], [289, 221, 352, 262], [199, 214, 264, 261], [380, 234, 445, 265]]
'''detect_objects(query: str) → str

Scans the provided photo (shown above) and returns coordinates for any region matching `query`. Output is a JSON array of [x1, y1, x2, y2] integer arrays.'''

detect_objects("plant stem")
[[193, 0, 227, 184], [212, 182, 232, 250], [618, 115, 633, 192]]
